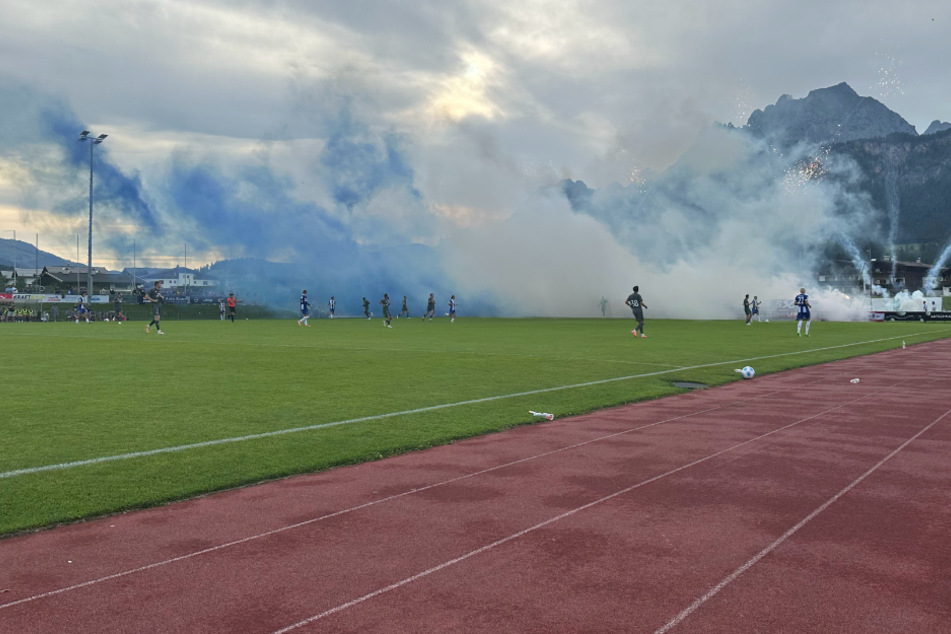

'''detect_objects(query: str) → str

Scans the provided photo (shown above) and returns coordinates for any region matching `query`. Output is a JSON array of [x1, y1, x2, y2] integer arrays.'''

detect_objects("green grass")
[[2, 316, 950, 535]]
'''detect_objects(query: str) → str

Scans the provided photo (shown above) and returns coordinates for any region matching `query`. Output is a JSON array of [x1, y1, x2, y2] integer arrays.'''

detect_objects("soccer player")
[[399, 295, 409, 318], [422, 293, 435, 321], [113, 292, 125, 324], [448, 295, 456, 323], [145, 281, 165, 334], [379, 293, 393, 328], [751, 295, 761, 322], [795, 287, 811, 336], [625, 285, 648, 338], [328, 296, 336, 319], [75, 299, 89, 324], [227, 292, 241, 323], [743, 294, 752, 325], [298, 290, 311, 326], [362, 297, 371, 319], [218, 298, 226, 320]]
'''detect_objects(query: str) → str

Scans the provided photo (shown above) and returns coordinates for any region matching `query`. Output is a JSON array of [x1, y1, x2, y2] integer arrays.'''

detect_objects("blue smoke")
[[0, 79, 159, 235], [320, 110, 421, 209]]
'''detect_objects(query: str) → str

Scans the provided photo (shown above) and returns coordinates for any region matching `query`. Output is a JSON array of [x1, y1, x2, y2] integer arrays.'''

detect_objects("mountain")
[[745, 82, 917, 149], [559, 82, 951, 285], [663, 83, 951, 251], [923, 120, 951, 135], [0, 238, 77, 270], [828, 128, 951, 246]]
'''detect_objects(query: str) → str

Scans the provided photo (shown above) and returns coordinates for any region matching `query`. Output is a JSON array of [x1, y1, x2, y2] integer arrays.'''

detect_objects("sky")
[[1, 0, 949, 316]]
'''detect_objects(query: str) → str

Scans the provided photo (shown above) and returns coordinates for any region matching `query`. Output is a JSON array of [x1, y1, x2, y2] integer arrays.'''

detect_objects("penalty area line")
[[0, 332, 920, 480]]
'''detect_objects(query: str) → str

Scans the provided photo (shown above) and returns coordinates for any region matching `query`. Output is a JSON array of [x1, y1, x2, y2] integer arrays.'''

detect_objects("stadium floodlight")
[[79, 130, 107, 299], [1, 230, 15, 285]]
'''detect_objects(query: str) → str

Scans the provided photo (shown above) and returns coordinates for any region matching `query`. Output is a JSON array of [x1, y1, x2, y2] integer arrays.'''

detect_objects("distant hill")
[[0, 238, 77, 270]]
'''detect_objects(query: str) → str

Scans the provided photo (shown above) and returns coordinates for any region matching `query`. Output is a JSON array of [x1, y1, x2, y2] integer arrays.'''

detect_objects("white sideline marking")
[[269, 393, 877, 633], [653, 404, 951, 634], [0, 334, 918, 479], [0, 391, 786, 611]]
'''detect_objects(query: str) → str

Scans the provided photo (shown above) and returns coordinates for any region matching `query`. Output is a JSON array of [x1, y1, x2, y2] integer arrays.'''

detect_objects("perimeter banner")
[[1, 294, 111, 304], [877, 311, 951, 322]]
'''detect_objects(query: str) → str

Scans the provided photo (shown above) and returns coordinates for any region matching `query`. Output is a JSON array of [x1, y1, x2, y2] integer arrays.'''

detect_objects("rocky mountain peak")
[[745, 82, 916, 150]]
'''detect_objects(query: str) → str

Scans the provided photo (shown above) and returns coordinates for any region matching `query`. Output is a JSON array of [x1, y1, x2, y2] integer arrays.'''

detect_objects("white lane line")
[[0, 334, 917, 479], [268, 392, 876, 633], [0, 390, 788, 612], [653, 404, 951, 634]]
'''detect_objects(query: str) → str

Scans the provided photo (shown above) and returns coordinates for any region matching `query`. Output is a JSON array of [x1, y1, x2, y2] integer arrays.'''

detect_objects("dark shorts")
[[631, 310, 644, 321], [152, 304, 161, 317], [383, 307, 391, 318], [229, 307, 236, 314], [797, 311, 810, 321]]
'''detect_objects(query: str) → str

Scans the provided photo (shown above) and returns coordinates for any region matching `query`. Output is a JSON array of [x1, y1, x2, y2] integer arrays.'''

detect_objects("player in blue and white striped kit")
[[328, 296, 336, 319], [298, 290, 311, 326], [795, 287, 811, 336]]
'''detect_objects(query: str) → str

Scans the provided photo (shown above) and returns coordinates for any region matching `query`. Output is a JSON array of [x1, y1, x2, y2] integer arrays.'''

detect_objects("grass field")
[[3, 316, 950, 536]]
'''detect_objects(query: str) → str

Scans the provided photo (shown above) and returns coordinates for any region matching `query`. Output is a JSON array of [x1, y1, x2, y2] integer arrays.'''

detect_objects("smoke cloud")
[[0, 75, 905, 319]]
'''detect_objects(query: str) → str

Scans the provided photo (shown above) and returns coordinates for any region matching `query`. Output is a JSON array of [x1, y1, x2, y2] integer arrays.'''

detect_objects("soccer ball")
[[740, 366, 755, 379], [765, 319, 769, 323]]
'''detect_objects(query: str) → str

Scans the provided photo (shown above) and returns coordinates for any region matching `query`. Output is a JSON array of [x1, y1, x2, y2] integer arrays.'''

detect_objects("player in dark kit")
[[743, 294, 752, 325], [379, 294, 393, 328], [625, 285, 647, 338], [422, 293, 435, 321], [399, 295, 409, 318], [113, 292, 125, 323], [362, 297, 371, 319], [145, 281, 165, 335], [795, 287, 811, 336]]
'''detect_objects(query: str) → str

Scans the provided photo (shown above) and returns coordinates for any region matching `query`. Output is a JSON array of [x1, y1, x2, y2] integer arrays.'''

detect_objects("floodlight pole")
[[1, 230, 14, 287], [79, 130, 107, 302]]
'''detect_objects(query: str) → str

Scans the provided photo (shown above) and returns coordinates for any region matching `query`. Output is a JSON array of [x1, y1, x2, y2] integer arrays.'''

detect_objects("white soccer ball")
[[765, 319, 769, 323], [740, 366, 755, 379]]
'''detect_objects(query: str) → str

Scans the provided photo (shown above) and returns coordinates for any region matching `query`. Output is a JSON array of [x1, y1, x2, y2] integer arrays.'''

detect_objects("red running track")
[[2, 340, 951, 633]]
